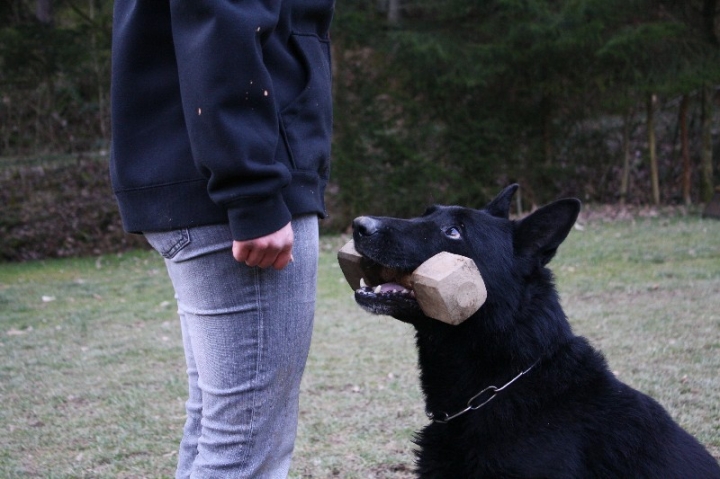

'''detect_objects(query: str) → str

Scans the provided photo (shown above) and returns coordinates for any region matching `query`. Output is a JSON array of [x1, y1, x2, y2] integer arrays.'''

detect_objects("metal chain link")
[[427, 359, 540, 424]]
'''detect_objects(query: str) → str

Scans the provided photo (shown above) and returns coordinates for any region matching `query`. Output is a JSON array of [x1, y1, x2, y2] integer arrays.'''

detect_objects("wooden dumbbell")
[[337, 241, 487, 325]]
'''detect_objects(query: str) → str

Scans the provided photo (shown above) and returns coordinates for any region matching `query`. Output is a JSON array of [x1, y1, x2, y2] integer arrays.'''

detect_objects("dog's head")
[[351, 184, 581, 337]]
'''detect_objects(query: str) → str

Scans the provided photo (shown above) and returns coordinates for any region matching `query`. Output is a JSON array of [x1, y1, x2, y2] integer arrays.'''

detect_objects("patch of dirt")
[[368, 463, 415, 478]]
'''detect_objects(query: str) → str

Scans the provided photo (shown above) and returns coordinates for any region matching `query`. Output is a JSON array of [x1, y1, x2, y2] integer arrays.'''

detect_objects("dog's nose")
[[353, 216, 380, 236]]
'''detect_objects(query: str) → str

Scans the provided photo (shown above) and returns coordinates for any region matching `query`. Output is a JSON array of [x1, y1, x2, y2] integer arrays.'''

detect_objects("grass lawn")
[[1, 214, 719, 478]]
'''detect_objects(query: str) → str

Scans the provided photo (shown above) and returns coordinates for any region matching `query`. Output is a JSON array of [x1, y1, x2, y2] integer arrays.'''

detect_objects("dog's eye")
[[443, 226, 462, 239]]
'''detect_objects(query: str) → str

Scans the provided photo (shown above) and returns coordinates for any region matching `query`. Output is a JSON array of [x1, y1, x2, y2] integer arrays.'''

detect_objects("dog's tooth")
[[374, 285, 382, 294], [360, 278, 367, 288]]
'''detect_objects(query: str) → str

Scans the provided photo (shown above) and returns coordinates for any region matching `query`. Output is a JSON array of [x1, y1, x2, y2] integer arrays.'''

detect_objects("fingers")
[[232, 222, 294, 270], [269, 248, 294, 270], [241, 244, 292, 269]]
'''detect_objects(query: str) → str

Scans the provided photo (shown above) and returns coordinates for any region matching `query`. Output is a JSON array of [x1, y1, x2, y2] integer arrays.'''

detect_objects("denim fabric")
[[144, 215, 318, 479]]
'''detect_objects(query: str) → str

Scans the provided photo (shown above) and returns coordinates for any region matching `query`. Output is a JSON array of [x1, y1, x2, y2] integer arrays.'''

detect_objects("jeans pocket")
[[144, 229, 190, 259]]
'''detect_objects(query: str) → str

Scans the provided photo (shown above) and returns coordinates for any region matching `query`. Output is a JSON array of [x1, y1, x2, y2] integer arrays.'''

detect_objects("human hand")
[[232, 222, 294, 270]]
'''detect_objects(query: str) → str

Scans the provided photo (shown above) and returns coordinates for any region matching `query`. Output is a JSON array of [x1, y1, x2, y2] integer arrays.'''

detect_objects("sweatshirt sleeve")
[[169, 0, 292, 241]]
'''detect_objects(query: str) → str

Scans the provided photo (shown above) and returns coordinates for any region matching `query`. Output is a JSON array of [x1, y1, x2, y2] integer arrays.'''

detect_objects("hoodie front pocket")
[[279, 33, 332, 177]]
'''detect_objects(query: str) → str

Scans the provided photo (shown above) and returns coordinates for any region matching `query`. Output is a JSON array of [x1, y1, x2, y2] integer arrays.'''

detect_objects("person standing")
[[109, 1, 334, 477]]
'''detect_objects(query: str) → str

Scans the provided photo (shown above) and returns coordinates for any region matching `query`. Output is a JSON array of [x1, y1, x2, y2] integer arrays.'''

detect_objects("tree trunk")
[[680, 94, 691, 205], [619, 109, 632, 205], [703, 0, 719, 46], [541, 95, 553, 166], [647, 93, 660, 205], [700, 85, 715, 203], [36, 0, 53, 24], [387, 0, 400, 25], [88, 0, 108, 144]]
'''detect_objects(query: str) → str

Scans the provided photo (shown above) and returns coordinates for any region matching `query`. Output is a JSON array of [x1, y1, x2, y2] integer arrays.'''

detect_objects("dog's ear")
[[514, 198, 581, 265], [485, 184, 519, 218]]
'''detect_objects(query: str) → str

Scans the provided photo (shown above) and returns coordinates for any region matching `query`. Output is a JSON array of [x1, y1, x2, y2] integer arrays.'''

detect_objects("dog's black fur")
[[351, 184, 720, 478]]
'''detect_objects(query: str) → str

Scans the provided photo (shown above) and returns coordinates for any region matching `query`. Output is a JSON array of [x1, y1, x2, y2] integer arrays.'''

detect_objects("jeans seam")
[[239, 265, 264, 472]]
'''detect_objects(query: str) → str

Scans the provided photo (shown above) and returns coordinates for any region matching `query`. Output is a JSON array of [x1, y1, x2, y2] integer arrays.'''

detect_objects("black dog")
[[351, 184, 720, 478]]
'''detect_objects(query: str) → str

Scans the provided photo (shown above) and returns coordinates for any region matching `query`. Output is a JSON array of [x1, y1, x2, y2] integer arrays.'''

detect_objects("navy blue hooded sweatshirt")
[[110, 0, 333, 241]]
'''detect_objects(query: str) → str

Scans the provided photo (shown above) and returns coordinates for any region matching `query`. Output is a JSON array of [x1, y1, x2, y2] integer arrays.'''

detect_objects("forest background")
[[1, 0, 719, 261]]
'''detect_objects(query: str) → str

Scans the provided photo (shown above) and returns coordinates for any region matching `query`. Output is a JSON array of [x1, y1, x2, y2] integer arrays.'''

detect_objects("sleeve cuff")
[[226, 193, 292, 241]]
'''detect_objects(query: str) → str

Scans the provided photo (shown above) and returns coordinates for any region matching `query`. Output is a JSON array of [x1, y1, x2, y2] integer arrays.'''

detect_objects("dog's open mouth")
[[356, 258, 416, 299], [337, 240, 425, 318], [352, 256, 424, 316]]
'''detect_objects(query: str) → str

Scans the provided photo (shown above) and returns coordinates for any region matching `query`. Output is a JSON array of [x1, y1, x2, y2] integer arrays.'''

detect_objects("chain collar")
[[426, 360, 540, 424]]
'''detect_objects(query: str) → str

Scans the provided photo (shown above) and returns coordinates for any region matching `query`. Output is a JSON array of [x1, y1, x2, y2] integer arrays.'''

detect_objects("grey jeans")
[[145, 215, 318, 479]]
